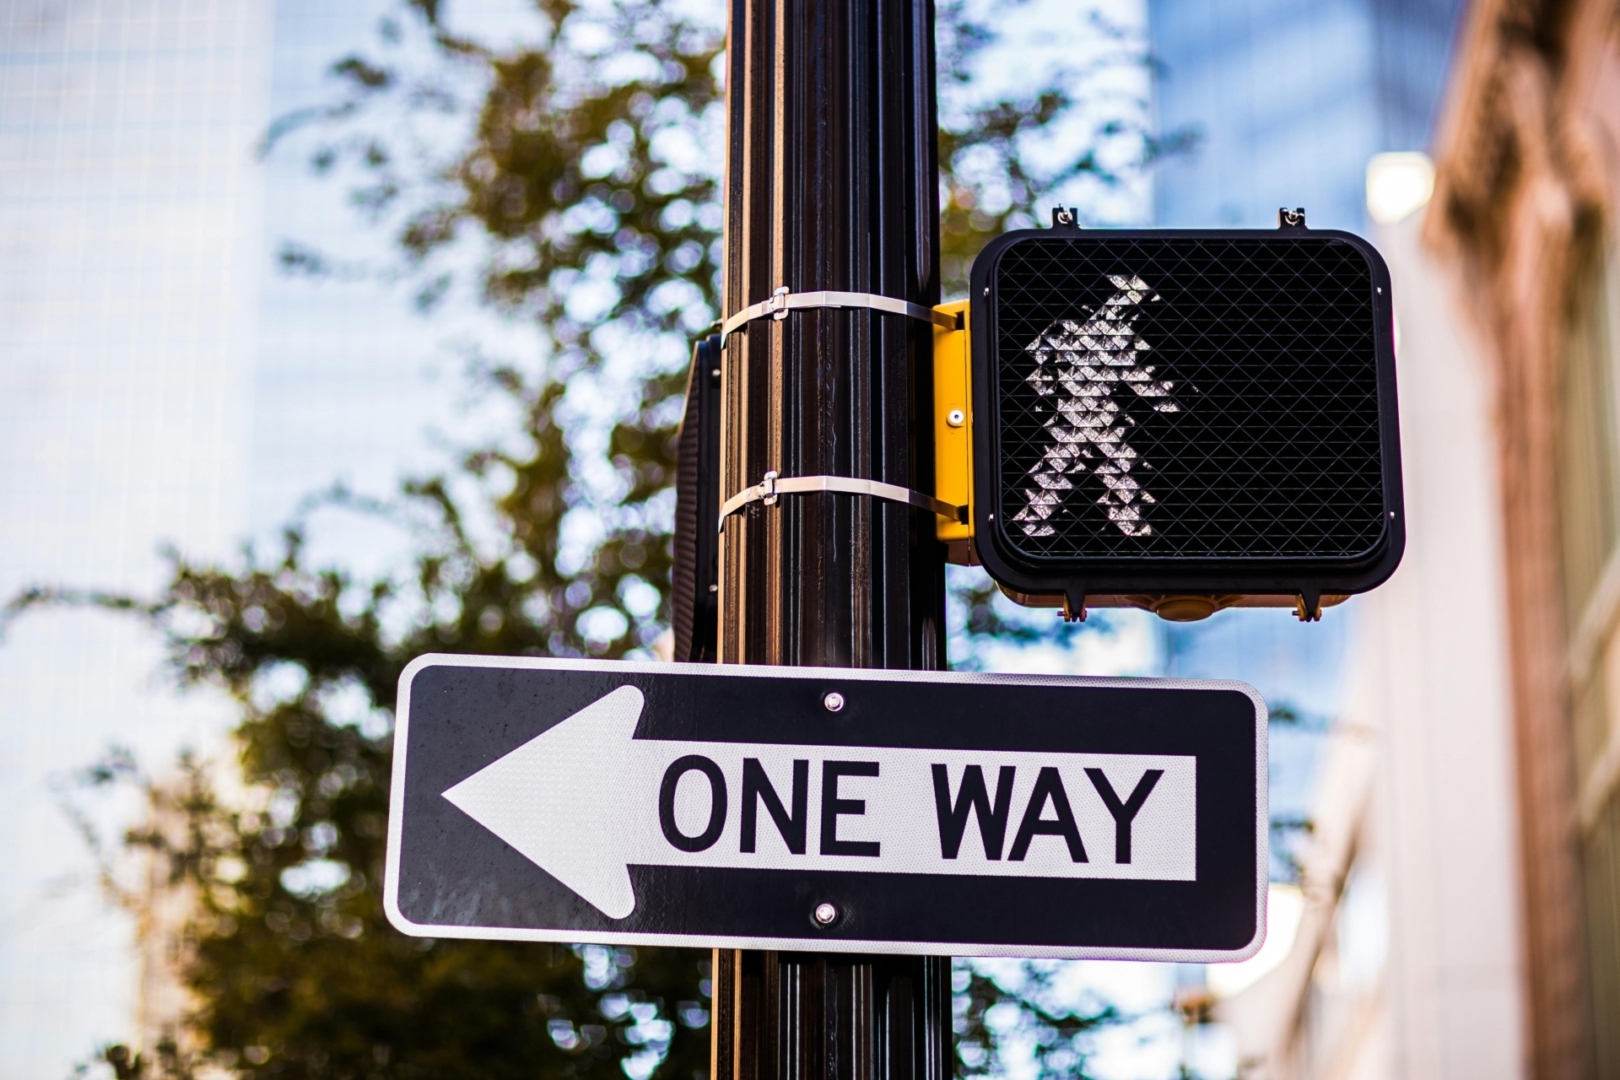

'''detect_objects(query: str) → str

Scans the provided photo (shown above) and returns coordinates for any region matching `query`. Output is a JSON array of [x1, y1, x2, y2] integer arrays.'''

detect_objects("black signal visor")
[[969, 227, 1405, 608]]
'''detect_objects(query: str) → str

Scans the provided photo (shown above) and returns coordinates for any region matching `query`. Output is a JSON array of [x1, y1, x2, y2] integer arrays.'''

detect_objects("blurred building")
[[1197, 1, 1620, 1078], [1143, 0, 1542, 1077], [1150, 0, 1467, 231], [0, 1, 508, 1075], [0, 4, 270, 1075], [1426, 1, 1620, 1074], [1216, 198, 1527, 1079]]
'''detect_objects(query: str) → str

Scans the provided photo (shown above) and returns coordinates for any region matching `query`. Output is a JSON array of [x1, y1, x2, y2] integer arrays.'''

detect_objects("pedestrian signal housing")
[[934, 212, 1405, 622]]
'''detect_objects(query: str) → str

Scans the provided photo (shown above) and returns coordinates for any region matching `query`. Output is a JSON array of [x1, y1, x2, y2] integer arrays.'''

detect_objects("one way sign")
[[384, 656, 1268, 962]]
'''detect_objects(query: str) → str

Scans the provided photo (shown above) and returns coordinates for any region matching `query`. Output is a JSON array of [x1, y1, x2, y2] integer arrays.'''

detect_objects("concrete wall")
[[1218, 207, 1528, 1080]]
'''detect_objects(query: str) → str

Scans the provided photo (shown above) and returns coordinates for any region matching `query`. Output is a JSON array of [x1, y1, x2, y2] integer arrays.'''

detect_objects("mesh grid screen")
[[991, 236, 1387, 561]]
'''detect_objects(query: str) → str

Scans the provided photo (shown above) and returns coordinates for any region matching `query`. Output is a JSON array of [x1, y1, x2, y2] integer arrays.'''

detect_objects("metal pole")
[[713, 0, 951, 1079]]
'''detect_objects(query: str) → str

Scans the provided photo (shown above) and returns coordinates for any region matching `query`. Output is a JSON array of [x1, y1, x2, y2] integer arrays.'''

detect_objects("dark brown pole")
[[712, 0, 951, 1079]]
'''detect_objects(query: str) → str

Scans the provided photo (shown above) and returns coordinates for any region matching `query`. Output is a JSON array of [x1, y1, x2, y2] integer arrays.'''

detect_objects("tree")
[[12, 1, 1177, 1076], [951, 962, 1120, 1080]]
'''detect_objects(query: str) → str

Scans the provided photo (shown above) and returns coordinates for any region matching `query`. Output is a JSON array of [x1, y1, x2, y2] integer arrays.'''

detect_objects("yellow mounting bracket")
[[933, 300, 975, 565]]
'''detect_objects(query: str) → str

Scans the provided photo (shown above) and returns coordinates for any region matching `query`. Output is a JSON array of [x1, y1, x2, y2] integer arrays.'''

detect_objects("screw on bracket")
[[1051, 206, 1081, 230], [1278, 207, 1307, 229]]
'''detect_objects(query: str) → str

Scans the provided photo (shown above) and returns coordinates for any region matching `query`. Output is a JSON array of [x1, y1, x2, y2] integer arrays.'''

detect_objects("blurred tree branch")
[[14, 1, 1189, 1075]]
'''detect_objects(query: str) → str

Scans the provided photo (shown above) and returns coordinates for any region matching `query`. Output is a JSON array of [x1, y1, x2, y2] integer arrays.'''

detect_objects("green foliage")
[[47, 517, 713, 1080], [946, 576, 1089, 662], [93, 1039, 194, 1080], [935, 3, 1194, 298], [951, 963, 1119, 1079], [10, 1, 1181, 1077]]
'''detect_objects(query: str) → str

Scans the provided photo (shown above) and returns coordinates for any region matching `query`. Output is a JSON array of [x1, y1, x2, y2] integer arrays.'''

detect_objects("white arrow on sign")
[[442, 685, 1197, 919]]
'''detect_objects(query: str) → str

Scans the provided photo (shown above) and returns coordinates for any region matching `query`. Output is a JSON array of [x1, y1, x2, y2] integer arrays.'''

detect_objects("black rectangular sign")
[[385, 656, 1268, 961], [970, 227, 1405, 607]]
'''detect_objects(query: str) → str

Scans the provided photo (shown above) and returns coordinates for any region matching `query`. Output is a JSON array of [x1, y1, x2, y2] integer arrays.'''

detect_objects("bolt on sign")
[[930, 209, 1405, 623], [384, 656, 1269, 962]]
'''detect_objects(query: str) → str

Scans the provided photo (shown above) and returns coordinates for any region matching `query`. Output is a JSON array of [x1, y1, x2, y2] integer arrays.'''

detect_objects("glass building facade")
[[0, 4, 270, 1073], [1148, 0, 1466, 231], [1143, 0, 1468, 804], [0, 1, 518, 1073]]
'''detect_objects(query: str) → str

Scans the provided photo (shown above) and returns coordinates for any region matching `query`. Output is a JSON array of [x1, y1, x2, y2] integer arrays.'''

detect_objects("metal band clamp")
[[720, 471, 965, 531], [721, 287, 960, 339]]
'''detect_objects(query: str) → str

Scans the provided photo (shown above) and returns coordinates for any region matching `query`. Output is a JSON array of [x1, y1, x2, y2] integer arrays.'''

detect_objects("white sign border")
[[383, 653, 1269, 963]]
